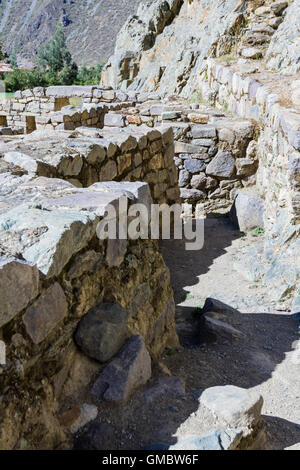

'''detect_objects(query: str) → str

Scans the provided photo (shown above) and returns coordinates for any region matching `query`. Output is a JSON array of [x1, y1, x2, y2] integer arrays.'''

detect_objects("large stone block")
[[46, 86, 94, 98], [104, 113, 125, 127], [0, 258, 39, 328], [230, 191, 264, 232], [23, 282, 68, 344], [206, 150, 235, 178], [75, 302, 129, 363], [200, 385, 263, 431]]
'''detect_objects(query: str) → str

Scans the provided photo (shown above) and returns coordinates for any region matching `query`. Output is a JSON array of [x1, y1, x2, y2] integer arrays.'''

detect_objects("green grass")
[[251, 227, 264, 237], [0, 92, 15, 98]]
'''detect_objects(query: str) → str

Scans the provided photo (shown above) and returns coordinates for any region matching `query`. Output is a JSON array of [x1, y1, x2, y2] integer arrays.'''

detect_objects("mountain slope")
[[0, 0, 140, 66]]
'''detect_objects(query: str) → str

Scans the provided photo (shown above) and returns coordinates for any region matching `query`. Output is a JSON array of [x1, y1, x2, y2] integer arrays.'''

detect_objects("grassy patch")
[[251, 227, 264, 237]]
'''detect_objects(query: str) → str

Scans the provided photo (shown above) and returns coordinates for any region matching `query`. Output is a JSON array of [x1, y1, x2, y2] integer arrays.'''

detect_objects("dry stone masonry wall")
[[0, 174, 178, 449]]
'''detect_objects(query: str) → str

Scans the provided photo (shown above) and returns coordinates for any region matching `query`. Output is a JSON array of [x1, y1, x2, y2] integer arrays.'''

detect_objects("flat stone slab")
[[0, 174, 150, 279], [91, 335, 151, 403], [200, 385, 263, 431], [0, 257, 39, 328], [23, 282, 68, 344]]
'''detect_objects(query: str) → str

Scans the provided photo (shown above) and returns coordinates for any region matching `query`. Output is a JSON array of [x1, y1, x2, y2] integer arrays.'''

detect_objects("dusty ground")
[[74, 215, 300, 450]]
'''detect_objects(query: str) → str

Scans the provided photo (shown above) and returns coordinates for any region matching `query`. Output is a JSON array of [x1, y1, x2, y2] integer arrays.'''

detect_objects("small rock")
[[23, 283, 68, 345], [187, 113, 209, 124], [270, 1, 288, 16], [241, 47, 263, 59], [180, 188, 206, 203], [178, 169, 190, 187], [236, 158, 257, 176], [230, 191, 264, 232], [190, 174, 207, 190]]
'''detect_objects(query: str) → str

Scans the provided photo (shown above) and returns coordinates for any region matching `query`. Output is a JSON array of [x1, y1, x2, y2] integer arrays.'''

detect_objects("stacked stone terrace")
[[0, 85, 259, 213]]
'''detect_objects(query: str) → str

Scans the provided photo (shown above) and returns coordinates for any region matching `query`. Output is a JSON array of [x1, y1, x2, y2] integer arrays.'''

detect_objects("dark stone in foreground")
[[74, 302, 129, 363]]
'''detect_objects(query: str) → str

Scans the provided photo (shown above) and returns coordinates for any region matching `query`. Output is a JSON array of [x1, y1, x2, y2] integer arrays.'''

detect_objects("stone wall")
[[0, 174, 178, 449], [100, 98, 256, 213], [0, 125, 179, 206], [202, 58, 300, 228]]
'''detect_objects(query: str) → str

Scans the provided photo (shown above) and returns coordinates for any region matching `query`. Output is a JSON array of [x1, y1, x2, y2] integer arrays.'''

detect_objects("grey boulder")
[[74, 302, 129, 362]]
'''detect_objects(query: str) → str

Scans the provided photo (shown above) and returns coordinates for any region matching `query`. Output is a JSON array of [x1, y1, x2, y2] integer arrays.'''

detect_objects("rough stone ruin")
[[0, 0, 299, 451]]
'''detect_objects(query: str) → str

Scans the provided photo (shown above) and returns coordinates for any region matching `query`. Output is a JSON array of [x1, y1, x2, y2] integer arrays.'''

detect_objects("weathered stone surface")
[[200, 385, 263, 431], [69, 404, 98, 434], [175, 142, 205, 154], [75, 303, 129, 363], [292, 296, 300, 314], [266, 0, 300, 74], [178, 169, 190, 187], [191, 125, 216, 139], [104, 113, 125, 127], [190, 174, 207, 190], [67, 250, 103, 279], [60, 404, 98, 434], [23, 283, 68, 344], [270, 1, 288, 16], [206, 151, 235, 178], [236, 158, 257, 176], [106, 239, 128, 267], [188, 113, 209, 124], [143, 376, 185, 404], [91, 335, 151, 403], [46, 86, 94, 98], [169, 429, 243, 451], [241, 47, 263, 59], [0, 258, 39, 328], [102, 0, 245, 96], [180, 188, 206, 203], [184, 159, 206, 174], [230, 191, 264, 232]]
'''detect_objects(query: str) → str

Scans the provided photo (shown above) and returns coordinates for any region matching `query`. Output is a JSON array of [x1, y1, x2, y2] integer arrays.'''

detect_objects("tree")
[[10, 50, 18, 68], [38, 22, 77, 84], [0, 42, 5, 62]]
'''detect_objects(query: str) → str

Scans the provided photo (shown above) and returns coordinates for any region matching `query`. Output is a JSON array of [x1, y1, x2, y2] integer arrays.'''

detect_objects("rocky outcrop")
[[265, 0, 300, 74], [103, 0, 299, 95], [102, 0, 247, 95]]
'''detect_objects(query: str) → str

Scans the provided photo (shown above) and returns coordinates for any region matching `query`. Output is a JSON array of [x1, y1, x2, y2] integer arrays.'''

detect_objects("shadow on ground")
[[75, 216, 300, 450]]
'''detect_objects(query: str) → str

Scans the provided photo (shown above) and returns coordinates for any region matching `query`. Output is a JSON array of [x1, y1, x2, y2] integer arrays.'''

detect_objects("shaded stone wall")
[[0, 175, 178, 449]]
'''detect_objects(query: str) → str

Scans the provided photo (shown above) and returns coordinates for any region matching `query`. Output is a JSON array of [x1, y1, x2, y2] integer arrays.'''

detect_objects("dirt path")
[[75, 216, 300, 450], [159, 216, 300, 450]]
